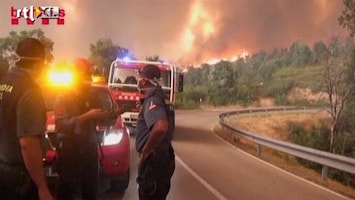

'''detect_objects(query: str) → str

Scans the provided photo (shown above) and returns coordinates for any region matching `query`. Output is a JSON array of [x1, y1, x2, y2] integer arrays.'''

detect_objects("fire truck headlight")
[[103, 130, 123, 146]]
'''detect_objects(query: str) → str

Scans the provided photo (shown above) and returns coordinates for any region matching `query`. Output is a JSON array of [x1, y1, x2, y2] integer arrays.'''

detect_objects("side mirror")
[[178, 73, 184, 92]]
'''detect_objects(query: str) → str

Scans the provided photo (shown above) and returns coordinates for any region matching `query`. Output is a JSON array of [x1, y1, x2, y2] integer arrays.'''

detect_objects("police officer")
[[54, 58, 110, 200], [136, 64, 175, 200], [0, 38, 53, 200]]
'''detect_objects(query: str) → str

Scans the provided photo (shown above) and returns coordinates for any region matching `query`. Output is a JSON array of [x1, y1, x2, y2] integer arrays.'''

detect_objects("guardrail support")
[[257, 144, 263, 157], [321, 166, 328, 181]]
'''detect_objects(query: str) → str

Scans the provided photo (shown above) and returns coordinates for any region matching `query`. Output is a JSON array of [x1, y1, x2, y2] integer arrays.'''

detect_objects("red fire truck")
[[107, 58, 183, 131]]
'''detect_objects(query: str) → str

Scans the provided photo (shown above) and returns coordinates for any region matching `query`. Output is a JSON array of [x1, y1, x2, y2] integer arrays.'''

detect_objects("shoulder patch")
[[148, 100, 157, 110]]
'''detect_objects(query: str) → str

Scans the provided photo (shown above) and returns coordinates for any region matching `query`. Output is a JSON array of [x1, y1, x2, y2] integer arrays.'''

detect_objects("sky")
[[0, 0, 348, 65]]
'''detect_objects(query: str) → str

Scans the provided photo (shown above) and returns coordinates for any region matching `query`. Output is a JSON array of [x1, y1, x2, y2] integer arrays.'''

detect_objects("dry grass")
[[213, 111, 355, 199], [229, 111, 330, 141]]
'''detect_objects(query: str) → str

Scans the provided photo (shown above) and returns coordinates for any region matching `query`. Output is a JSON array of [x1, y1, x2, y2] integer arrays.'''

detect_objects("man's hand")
[[77, 109, 111, 124], [138, 150, 154, 174], [86, 109, 111, 119], [140, 149, 155, 164]]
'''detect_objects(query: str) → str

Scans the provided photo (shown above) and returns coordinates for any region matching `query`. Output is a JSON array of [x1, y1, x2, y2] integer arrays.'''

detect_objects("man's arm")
[[17, 89, 53, 199], [55, 95, 110, 134], [140, 97, 169, 162], [141, 119, 169, 161], [20, 136, 52, 197], [54, 95, 78, 133]]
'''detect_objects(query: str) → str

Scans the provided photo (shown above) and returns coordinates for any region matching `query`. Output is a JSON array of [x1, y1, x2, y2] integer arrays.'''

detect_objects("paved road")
[[98, 110, 352, 200]]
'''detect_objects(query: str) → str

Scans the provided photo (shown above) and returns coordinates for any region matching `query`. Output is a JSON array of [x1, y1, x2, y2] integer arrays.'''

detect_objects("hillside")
[[272, 65, 326, 92], [214, 110, 355, 199]]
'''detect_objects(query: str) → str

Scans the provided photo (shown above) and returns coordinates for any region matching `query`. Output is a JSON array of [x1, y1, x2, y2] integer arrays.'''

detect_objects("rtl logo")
[[11, 6, 66, 25]]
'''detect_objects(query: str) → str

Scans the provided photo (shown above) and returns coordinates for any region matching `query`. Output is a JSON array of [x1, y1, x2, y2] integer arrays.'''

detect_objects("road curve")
[[99, 110, 352, 200], [171, 110, 351, 200]]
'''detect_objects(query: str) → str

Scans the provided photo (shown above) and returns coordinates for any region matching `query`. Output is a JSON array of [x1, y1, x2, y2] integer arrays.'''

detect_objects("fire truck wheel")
[[111, 169, 130, 192]]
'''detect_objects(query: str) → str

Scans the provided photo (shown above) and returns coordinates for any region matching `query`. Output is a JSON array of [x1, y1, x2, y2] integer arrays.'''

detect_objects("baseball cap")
[[16, 38, 45, 61], [74, 58, 92, 74], [73, 57, 92, 82]]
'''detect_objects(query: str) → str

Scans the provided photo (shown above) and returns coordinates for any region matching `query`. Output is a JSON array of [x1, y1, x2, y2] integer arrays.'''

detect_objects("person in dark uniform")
[[136, 64, 175, 200], [54, 58, 110, 200], [0, 38, 53, 200]]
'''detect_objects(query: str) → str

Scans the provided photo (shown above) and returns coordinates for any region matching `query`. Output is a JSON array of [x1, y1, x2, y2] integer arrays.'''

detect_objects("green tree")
[[313, 41, 328, 64], [0, 29, 54, 70], [329, 36, 349, 58], [185, 67, 201, 87], [290, 40, 312, 66], [258, 59, 281, 82], [323, 38, 355, 153], [88, 38, 131, 77], [233, 58, 246, 83], [338, 41, 355, 158], [207, 61, 234, 105], [278, 48, 292, 68], [208, 61, 234, 89], [339, 0, 355, 37], [250, 50, 267, 68]]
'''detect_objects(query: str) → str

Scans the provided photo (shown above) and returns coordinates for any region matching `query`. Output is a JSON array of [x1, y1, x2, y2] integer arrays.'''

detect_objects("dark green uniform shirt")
[[0, 67, 46, 165]]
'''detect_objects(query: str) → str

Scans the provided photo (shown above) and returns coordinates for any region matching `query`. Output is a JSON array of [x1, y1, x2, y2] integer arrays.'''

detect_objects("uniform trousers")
[[55, 139, 99, 200], [137, 145, 175, 200]]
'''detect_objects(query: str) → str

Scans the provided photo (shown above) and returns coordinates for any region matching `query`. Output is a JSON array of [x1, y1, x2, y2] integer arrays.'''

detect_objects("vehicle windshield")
[[111, 67, 171, 88], [42, 87, 114, 111]]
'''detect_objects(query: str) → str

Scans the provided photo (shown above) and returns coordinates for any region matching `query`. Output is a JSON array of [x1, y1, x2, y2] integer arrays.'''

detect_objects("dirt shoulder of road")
[[212, 110, 355, 199]]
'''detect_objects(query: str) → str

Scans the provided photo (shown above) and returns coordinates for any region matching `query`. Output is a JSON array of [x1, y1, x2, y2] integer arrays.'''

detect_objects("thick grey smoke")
[[180, 0, 347, 64], [0, 0, 347, 65]]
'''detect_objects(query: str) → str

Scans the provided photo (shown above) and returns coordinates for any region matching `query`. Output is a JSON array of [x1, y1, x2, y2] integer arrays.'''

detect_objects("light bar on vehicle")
[[92, 75, 106, 84], [47, 71, 75, 87], [122, 56, 131, 62], [160, 60, 170, 65]]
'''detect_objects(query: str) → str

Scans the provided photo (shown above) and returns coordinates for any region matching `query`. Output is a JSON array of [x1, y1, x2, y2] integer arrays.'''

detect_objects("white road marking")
[[175, 155, 229, 200]]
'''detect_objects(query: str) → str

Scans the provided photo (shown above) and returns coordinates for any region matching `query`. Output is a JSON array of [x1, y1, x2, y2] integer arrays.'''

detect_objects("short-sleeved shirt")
[[0, 68, 46, 164], [17, 89, 47, 138], [135, 86, 169, 153]]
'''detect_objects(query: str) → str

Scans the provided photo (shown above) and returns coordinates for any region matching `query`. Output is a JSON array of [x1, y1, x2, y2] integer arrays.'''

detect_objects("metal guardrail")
[[218, 107, 355, 179]]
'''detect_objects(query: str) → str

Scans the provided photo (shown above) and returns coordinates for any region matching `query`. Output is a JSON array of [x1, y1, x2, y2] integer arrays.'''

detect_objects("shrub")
[[288, 123, 355, 188]]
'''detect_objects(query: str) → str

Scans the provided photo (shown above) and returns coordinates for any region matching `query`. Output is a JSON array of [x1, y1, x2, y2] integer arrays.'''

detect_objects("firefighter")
[[136, 64, 175, 200], [0, 38, 53, 200], [54, 58, 110, 200]]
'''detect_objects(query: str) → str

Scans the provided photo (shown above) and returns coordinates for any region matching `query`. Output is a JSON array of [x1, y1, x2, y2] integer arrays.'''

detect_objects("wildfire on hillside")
[[177, 0, 345, 67]]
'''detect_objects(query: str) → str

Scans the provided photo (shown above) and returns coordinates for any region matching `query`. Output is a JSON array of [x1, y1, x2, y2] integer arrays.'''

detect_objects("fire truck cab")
[[108, 59, 183, 130]]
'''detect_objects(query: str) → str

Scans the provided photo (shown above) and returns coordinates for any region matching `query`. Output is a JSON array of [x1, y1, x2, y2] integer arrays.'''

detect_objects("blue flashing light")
[[160, 60, 170, 65], [122, 56, 131, 62]]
